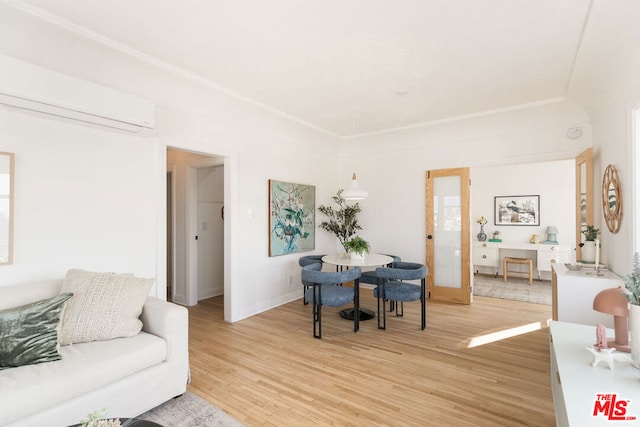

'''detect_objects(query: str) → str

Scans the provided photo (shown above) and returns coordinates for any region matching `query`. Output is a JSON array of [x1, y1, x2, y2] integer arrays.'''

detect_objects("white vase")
[[582, 241, 596, 262], [349, 251, 365, 260], [629, 304, 640, 369]]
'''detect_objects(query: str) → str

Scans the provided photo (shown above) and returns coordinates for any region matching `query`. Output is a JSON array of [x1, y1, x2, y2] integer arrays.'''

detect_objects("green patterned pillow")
[[0, 292, 73, 370]]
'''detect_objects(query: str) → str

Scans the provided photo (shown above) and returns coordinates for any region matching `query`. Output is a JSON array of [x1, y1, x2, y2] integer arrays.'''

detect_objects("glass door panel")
[[433, 176, 462, 288]]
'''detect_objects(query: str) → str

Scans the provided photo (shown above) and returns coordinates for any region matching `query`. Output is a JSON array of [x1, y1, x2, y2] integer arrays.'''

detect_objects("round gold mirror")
[[602, 164, 622, 233]]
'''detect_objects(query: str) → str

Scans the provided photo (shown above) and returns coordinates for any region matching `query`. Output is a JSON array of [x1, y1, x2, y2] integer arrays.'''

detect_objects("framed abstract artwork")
[[269, 179, 315, 256], [494, 195, 540, 226]]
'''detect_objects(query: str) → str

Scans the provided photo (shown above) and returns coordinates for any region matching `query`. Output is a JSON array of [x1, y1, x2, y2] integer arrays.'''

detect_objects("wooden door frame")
[[426, 167, 471, 304]]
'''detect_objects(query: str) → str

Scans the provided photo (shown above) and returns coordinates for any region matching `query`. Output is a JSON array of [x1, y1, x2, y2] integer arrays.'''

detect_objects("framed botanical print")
[[269, 180, 315, 256]]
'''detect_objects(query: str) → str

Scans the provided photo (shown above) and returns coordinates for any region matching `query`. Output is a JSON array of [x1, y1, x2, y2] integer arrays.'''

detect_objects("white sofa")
[[0, 280, 189, 427]]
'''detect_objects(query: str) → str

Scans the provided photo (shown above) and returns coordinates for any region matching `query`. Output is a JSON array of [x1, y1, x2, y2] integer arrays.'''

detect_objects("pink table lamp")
[[593, 287, 630, 352]]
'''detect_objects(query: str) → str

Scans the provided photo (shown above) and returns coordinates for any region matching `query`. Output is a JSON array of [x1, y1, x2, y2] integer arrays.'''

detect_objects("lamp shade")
[[593, 286, 630, 351], [342, 173, 368, 200], [546, 226, 558, 235], [593, 287, 629, 317]]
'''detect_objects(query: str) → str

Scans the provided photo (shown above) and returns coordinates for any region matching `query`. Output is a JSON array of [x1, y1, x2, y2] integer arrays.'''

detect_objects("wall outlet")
[[288, 275, 293, 285]]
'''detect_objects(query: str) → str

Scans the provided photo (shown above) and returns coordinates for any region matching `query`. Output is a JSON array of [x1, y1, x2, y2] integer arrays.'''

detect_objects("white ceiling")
[[12, 0, 592, 138]]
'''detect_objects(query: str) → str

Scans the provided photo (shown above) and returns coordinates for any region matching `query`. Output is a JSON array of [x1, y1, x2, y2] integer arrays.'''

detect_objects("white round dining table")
[[321, 253, 393, 268]]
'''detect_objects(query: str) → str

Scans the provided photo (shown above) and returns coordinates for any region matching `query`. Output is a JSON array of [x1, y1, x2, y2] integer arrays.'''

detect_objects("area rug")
[[137, 391, 245, 427], [473, 274, 552, 305]]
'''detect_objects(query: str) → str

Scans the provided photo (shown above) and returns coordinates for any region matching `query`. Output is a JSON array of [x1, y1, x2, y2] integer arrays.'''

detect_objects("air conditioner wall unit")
[[0, 54, 155, 134]]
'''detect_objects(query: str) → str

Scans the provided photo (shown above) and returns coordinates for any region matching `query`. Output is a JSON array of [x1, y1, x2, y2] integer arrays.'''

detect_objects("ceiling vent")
[[0, 55, 155, 134]]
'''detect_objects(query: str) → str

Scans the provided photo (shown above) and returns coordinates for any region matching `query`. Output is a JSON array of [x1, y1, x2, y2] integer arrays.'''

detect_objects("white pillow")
[[58, 269, 154, 346]]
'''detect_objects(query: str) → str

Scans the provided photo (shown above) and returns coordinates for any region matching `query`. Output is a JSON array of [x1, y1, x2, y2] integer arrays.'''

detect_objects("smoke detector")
[[566, 127, 583, 139]]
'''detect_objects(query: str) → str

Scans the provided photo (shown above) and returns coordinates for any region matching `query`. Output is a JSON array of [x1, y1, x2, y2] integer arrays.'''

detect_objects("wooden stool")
[[503, 257, 533, 286]]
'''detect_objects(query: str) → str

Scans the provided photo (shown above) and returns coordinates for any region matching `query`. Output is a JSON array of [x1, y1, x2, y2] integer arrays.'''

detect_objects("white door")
[[195, 166, 224, 301]]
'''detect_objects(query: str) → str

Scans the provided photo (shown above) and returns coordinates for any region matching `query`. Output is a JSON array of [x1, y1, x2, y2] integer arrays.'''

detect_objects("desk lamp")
[[593, 287, 630, 352], [544, 226, 558, 244]]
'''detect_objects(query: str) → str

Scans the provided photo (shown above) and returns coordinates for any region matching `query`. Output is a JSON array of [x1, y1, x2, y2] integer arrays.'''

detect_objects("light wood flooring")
[[187, 292, 555, 426]]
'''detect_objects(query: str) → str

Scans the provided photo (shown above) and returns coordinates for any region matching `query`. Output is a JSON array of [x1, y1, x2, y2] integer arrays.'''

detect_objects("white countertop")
[[321, 253, 394, 268], [550, 321, 640, 426]]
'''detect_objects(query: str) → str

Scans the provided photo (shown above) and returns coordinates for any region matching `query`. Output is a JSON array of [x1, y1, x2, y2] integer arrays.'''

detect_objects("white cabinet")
[[538, 244, 570, 276], [550, 321, 640, 427], [552, 263, 623, 328], [472, 241, 570, 279], [472, 242, 499, 275]]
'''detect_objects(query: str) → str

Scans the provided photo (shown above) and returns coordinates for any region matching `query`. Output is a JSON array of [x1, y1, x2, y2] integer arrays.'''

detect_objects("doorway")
[[194, 165, 224, 301], [166, 148, 225, 308]]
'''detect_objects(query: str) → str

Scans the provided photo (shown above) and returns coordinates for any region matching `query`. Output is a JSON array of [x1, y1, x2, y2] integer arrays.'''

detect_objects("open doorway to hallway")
[[166, 147, 225, 312]]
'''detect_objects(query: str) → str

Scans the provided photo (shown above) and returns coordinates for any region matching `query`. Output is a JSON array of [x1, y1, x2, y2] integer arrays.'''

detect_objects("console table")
[[472, 241, 570, 279], [550, 321, 639, 427]]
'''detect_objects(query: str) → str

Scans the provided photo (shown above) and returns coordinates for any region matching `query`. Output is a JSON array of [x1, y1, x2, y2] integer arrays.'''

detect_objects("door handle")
[[427, 235, 433, 240]]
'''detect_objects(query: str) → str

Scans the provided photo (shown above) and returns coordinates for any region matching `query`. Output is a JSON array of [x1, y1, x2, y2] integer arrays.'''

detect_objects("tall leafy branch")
[[318, 189, 362, 251]]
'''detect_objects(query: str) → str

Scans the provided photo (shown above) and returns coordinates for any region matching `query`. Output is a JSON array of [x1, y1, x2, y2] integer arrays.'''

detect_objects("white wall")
[[471, 160, 575, 249], [0, 110, 162, 292], [566, 0, 640, 275], [339, 102, 590, 265], [0, 5, 341, 323], [471, 160, 576, 277]]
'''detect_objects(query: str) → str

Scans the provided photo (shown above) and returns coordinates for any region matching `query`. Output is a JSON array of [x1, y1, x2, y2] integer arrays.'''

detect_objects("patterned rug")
[[473, 274, 552, 305], [137, 391, 245, 427]]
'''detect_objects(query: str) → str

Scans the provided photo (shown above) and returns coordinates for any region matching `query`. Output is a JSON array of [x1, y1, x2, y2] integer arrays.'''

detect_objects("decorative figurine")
[[586, 323, 632, 369], [595, 324, 608, 351], [586, 347, 631, 370]]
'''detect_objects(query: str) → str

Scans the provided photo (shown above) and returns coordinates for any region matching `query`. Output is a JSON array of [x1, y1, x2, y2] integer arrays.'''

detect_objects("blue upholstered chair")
[[360, 254, 401, 312], [298, 255, 326, 305], [359, 254, 401, 286], [301, 263, 361, 339], [372, 262, 428, 330]]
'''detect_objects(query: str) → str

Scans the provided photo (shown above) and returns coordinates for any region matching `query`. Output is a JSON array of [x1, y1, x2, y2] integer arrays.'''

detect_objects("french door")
[[425, 167, 471, 304]]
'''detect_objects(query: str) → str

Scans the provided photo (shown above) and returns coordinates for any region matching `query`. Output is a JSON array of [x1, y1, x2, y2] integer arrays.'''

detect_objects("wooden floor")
[[187, 293, 555, 426]]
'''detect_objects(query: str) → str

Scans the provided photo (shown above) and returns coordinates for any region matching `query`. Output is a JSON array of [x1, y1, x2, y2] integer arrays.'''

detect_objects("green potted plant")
[[580, 225, 600, 263], [343, 236, 370, 259], [582, 225, 600, 241], [318, 189, 362, 251]]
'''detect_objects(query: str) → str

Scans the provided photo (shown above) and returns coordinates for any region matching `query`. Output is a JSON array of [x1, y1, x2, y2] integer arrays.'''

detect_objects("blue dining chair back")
[[359, 254, 401, 286], [373, 261, 428, 330], [298, 255, 326, 304], [300, 263, 361, 339]]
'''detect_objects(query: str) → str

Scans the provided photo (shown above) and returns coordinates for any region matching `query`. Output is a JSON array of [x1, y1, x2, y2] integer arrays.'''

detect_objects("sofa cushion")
[[0, 331, 167, 424], [59, 269, 154, 345], [0, 293, 73, 370]]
